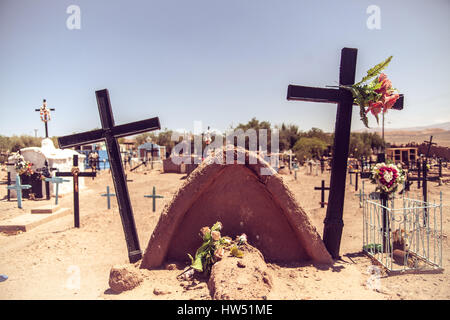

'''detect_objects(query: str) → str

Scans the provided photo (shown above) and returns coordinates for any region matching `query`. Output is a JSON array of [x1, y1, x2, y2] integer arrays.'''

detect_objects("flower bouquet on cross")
[[371, 162, 405, 196], [337, 56, 400, 128], [178, 221, 248, 279]]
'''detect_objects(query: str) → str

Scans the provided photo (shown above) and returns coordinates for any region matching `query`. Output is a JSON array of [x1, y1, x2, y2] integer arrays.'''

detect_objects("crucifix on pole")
[[57, 89, 161, 263], [286, 48, 404, 259], [35, 99, 55, 138]]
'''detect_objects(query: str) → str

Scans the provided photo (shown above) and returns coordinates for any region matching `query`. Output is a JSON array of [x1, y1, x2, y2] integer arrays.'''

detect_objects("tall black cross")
[[56, 155, 96, 228], [57, 89, 161, 263], [35, 99, 55, 138], [287, 48, 404, 258]]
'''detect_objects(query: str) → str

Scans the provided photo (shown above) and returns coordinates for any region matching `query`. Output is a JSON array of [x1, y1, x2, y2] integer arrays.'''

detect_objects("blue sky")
[[0, 0, 449, 137]]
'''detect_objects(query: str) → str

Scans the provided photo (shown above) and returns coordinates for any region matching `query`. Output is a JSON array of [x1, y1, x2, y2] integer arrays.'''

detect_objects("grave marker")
[[57, 89, 161, 263], [314, 180, 330, 208], [56, 155, 96, 228], [7, 174, 31, 209], [144, 186, 164, 212], [44, 176, 69, 205], [287, 47, 404, 258]]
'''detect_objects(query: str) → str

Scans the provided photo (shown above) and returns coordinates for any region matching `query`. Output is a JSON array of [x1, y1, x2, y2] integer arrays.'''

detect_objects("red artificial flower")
[[366, 101, 383, 116]]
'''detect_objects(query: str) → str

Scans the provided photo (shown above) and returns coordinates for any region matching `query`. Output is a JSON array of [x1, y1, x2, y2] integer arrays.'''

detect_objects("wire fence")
[[362, 190, 443, 273]]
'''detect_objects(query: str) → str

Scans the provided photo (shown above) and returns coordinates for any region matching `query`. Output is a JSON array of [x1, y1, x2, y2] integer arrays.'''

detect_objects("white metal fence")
[[362, 192, 443, 273]]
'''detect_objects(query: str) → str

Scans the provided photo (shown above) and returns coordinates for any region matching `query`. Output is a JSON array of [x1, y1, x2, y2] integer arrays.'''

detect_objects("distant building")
[[138, 142, 166, 161]]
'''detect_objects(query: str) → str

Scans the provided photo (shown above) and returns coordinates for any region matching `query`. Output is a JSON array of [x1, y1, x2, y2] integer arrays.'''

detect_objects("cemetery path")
[[0, 165, 449, 300]]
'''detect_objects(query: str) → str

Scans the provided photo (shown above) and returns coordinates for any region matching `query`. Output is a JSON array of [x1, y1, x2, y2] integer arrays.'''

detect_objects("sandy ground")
[[0, 163, 449, 300]]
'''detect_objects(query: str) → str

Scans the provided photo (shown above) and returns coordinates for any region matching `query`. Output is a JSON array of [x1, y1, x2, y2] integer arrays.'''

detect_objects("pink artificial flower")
[[378, 73, 387, 82], [366, 101, 383, 116], [382, 93, 400, 112], [214, 247, 224, 260], [211, 231, 221, 241]]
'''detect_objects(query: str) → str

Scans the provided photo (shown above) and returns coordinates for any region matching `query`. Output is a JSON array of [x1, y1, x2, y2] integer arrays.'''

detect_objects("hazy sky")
[[0, 0, 449, 138]]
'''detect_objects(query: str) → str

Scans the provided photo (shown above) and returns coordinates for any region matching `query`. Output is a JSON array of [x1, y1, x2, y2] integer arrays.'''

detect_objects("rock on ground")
[[208, 243, 273, 300], [108, 264, 143, 293]]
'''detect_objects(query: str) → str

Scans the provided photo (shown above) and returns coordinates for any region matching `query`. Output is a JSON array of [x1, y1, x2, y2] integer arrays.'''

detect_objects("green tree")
[[293, 137, 328, 161]]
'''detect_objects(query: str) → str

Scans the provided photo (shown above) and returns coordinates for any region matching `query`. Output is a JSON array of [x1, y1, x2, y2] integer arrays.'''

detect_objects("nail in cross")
[[144, 186, 164, 212], [101, 186, 116, 210], [7, 174, 32, 209], [287, 48, 404, 258], [57, 89, 161, 263]]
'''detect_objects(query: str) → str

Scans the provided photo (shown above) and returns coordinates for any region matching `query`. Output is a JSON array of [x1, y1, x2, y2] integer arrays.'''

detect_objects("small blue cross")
[[144, 186, 164, 212], [7, 174, 32, 209], [101, 186, 116, 210], [45, 176, 70, 205]]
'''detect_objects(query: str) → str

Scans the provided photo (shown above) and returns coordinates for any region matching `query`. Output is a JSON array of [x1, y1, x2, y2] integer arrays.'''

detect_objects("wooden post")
[[380, 192, 390, 253]]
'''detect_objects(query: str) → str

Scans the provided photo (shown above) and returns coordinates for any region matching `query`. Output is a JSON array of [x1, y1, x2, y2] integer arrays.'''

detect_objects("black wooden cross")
[[35, 99, 55, 138], [4, 162, 15, 201], [314, 180, 330, 208], [57, 89, 161, 263], [287, 48, 404, 258], [423, 136, 437, 160], [56, 155, 96, 228], [35, 160, 57, 200]]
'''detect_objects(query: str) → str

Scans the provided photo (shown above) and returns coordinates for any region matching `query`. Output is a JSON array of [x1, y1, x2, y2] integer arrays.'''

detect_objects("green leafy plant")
[[184, 222, 247, 276]]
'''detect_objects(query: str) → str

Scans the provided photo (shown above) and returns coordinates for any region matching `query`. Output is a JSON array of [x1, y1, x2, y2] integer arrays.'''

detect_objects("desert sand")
[[0, 163, 449, 300]]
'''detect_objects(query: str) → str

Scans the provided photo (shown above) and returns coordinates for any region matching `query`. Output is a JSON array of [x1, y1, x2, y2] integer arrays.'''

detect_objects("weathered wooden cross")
[[57, 89, 161, 263], [44, 176, 69, 205], [423, 136, 437, 160], [56, 155, 96, 228], [7, 174, 31, 209], [35, 99, 55, 138], [287, 48, 404, 258], [314, 180, 330, 208], [144, 186, 164, 212], [101, 186, 116, 210]]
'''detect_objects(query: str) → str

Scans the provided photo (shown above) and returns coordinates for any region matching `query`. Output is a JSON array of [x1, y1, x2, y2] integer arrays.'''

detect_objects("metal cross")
[[56, 155, 96, 228], [35, 99, 55, 138], [7, 174, 32, 209], [144, 186, 164, 212], [101, 186, 116, 210], [44, 176, 69, 205], [287, 48, 404, 258], [314, 180, 330, 208], [57, 89, 161, 263]]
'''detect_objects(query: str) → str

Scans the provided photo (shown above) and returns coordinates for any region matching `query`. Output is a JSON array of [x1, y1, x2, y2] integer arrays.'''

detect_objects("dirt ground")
[[0, 163, 449, 300]]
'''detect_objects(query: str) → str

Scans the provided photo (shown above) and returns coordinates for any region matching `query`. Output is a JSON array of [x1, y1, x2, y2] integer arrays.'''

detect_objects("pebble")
[[153, 288, 171, 295]]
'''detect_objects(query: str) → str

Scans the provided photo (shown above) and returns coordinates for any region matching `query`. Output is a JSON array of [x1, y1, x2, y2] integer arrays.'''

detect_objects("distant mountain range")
[[356, 121, 450, 133], [355, 122, 450, 147]]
